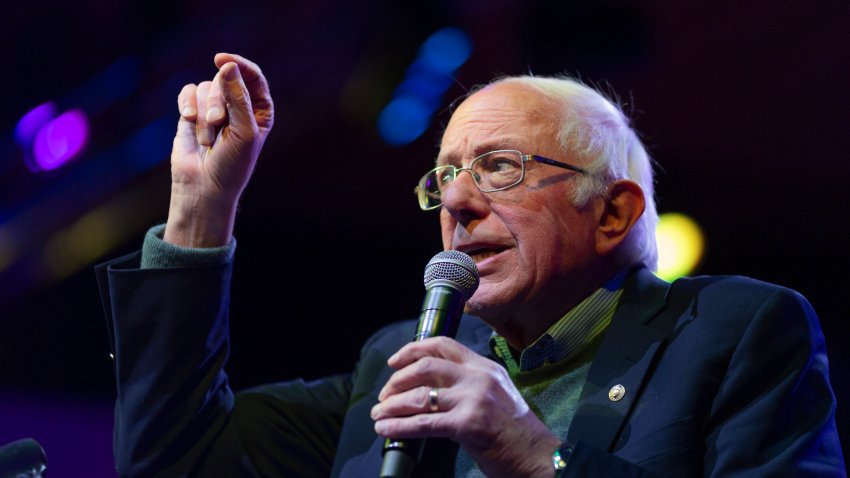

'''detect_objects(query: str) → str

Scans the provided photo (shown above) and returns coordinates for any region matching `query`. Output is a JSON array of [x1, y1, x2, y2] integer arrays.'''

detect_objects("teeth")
[[470, 250, 499, 262]]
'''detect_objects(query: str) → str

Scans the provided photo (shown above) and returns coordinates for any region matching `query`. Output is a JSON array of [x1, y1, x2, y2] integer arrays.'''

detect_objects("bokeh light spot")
[[419, 27, 472, 74], [377, 96, 431, 145], [44, 209, 111, 279], [15, 102, 57, 145], [377, 27, 472, 146], [395, 71, 452, 108], [656, 212, 705, 281], [32, 109, 89, 171]]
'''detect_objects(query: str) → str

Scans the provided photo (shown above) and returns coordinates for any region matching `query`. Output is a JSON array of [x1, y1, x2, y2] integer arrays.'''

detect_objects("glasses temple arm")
[[527, 155, 589, 175]]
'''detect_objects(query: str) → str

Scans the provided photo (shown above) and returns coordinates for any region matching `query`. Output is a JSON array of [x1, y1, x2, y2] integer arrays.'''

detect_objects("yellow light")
[[43, 209, 114, 279], [655, 212, 705, 281], [41, 180, 167, 280]]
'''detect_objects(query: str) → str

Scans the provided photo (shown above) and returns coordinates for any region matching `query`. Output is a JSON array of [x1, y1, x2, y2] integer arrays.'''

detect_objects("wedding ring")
[[428, 387, 440, 412]]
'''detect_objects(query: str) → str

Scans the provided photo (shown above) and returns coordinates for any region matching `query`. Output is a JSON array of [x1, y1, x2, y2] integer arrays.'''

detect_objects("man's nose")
[[441, 170, 489, 220]]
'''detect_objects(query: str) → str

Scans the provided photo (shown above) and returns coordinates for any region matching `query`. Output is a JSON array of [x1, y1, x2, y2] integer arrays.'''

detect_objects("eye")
[[476, 153, 521, 174], [432, 166, 456, 189]]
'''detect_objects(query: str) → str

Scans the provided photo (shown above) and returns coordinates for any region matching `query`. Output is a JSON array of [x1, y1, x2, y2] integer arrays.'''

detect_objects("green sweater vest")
[[453, 337, 602, 477]]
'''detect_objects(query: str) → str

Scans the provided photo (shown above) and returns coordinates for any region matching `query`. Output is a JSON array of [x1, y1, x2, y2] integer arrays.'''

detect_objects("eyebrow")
[[435, 140, 520, 166]]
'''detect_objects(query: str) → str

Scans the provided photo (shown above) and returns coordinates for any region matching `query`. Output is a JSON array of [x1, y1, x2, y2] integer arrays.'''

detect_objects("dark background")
[[1, 1, 848, 474]]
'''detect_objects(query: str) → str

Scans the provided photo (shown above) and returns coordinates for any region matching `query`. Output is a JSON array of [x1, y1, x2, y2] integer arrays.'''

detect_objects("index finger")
[[213, 53, 261, 80], [388, 337, 472, 369], [213, 53, 271, 106]]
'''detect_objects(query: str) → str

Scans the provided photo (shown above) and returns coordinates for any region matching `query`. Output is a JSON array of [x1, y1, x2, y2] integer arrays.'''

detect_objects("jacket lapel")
[[567, 267, 671, 451]]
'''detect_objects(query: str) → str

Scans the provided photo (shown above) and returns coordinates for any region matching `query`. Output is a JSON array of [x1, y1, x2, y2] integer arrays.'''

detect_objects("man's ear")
[[595, 179, 646, 256]]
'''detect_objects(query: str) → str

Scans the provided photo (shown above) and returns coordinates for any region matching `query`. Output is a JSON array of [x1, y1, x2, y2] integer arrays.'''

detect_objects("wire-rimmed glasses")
[[415, 149, 588, 210]]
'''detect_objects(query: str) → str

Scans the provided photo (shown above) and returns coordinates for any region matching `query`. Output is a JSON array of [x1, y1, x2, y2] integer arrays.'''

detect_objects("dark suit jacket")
[[96, 252, 845, 477]]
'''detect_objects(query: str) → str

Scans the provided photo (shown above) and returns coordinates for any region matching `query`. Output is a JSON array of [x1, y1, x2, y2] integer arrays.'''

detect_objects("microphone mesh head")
[[423, 250, 479, 299]]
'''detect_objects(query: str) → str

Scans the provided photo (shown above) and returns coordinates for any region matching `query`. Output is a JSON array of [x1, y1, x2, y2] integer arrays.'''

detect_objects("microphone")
[[0, 438, 47, 478], [380, 250, 479, 478]]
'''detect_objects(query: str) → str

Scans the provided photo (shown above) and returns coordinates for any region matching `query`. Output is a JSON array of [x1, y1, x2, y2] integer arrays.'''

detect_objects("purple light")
[[31, 109, 89, 171], [15, 102, 56, 145]]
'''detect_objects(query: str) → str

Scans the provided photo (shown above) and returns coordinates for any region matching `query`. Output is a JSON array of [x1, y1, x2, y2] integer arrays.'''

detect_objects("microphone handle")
[[0, 438, 47, 478], [415, 285, 465, 340], [379, 286, 466, 478]]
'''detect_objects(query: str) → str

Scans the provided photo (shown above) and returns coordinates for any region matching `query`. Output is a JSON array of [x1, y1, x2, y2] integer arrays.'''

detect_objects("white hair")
[[488, 75, 659, 270]]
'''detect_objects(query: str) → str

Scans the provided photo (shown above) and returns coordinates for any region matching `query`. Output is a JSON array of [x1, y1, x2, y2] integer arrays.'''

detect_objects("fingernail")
[[370, 404, 380, 419], [182, 106, 196, 117], [207, 106, 222, 122], [388, 352, 399, 363]]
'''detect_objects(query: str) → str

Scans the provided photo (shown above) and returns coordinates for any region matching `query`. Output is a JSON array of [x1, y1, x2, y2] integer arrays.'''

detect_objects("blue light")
[[419, 27, 472, 74], [376, 27, 472, 146], [395, 71, 453, 109], [15, 103, 56, 146], [123, 117, 173, 171], [65, 56, 142, 116], [377, 96, 431, 146]]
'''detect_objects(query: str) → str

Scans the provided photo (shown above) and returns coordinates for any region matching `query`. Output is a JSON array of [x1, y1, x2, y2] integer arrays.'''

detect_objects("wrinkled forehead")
[[437, 83, 557, 165], [449, 82, 552, 125]]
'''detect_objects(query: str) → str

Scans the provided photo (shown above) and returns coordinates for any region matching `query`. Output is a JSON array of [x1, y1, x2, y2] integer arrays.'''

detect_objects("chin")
[[463, 287, 514, 324]]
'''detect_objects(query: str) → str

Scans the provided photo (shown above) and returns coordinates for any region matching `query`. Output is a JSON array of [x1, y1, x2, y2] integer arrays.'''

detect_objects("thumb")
[[219, 62, 258, 137]]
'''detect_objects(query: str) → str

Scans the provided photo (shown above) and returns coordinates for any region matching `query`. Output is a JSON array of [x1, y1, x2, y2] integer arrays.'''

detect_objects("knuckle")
[[432, 336, 452, 346], [486, 367, 509, 385], [418, 386, 431, 408], [417, 356, 437, 373], [414, 413, 437, 434], [379, 420, 398, 437], [196, 81, 212, 95]]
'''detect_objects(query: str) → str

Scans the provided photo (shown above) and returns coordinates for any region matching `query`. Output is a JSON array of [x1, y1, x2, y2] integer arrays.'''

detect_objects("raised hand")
[[372, 337, 561, 478], [165, 53, 274, 247]]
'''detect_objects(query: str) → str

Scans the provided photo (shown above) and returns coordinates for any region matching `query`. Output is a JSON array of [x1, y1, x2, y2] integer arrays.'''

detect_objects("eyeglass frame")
[[415, 149, 589, 211]]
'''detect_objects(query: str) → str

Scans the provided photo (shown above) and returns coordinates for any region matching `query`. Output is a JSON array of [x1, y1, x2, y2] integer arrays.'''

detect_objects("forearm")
[[100, 237, 357, 477], [96, 52, 280, 476], [99, 245, 241, 476]]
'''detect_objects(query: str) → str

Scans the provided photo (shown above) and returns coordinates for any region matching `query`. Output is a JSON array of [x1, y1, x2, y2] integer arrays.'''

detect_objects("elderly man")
[[96, 53, 844, 477]]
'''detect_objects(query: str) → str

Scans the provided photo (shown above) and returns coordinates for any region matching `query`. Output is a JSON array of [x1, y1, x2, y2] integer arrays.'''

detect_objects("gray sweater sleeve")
[[140, 224, 236, 269]]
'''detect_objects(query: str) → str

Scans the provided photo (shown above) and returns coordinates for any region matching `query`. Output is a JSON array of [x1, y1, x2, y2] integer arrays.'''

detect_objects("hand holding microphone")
[[378, 250, 478, 478], [374, 251, 562, 478]]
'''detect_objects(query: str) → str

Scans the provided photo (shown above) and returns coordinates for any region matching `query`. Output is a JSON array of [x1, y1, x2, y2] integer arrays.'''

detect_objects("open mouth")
[[462, 246, 507, 264]]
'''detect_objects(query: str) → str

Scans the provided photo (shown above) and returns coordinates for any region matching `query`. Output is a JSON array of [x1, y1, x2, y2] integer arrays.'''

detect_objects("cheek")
[[505, 201, 594, 269], [543, 214, 598, 271], [516, 217, 566, 268]]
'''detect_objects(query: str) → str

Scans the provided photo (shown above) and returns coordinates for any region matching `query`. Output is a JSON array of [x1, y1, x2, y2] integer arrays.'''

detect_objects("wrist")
[[165, 188, 237, 248], [142, 224, 235, 269]]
